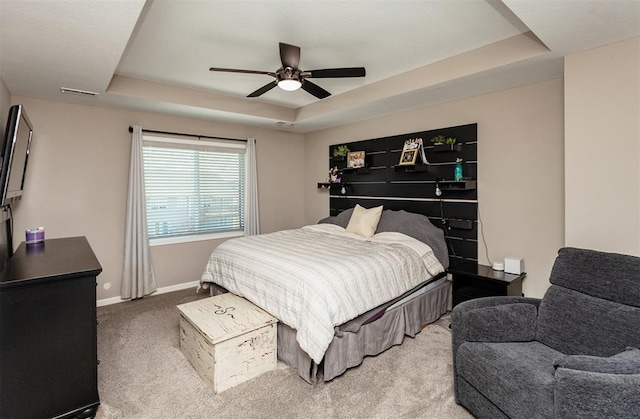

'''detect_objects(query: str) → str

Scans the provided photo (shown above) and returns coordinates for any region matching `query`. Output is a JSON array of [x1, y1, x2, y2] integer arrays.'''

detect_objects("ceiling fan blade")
[[305, 67, 366, 78], [301, 80, 331, 99], [209, 67, 276, 77], [247, 81, 278, 97], [279, 43, 300, 69]]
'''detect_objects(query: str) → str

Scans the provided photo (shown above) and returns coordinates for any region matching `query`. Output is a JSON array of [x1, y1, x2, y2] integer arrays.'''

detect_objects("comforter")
[[200, 223, 444, 363]]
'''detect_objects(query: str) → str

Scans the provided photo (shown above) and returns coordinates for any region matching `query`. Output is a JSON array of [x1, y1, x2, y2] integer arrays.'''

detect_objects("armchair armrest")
[[450, 296, 541, 403], [554, 348, 640, 418], [452, 296, 541, 354]]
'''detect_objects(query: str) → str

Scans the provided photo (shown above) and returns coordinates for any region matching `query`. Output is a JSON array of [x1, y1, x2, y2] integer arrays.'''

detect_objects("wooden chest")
[[177, 293, 278, 393]]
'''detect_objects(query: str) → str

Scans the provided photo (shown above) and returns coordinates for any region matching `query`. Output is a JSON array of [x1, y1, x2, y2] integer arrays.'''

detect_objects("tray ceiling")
[[1, 0, 638, 132]]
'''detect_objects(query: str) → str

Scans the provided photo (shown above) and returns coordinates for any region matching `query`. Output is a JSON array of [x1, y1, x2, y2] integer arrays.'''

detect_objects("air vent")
[[275, 121, 294, 127], [60, 87, 99, 96]]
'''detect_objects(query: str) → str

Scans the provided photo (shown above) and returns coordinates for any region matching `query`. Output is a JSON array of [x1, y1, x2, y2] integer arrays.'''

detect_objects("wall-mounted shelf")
[[393, 164, 428, 173], [439, 180, 476, 190], [432, 143, 463, 152], [340, 166, 370, 174], [318, 182, 341, 189]]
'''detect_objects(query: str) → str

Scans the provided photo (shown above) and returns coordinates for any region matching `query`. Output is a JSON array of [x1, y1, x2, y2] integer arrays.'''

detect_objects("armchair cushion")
[[536, 286, 640, 357], [463, 303, 538, 342], [550, 247, 640, 307]]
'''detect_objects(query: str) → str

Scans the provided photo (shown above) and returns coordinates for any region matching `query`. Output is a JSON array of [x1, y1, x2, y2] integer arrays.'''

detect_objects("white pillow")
[[345, 204, 383, 237]]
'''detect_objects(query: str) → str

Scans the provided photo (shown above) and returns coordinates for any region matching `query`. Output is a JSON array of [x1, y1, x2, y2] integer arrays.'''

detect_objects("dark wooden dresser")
[[0, 236, 102, 418]]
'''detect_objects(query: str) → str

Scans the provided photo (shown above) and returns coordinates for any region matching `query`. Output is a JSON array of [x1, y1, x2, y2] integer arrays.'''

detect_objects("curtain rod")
[[128, 126, 248, 142]]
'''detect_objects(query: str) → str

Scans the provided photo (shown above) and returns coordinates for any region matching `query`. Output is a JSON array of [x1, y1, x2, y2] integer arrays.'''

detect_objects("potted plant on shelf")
[[332, 145, 350, 159], [430, 135, 460, 152]]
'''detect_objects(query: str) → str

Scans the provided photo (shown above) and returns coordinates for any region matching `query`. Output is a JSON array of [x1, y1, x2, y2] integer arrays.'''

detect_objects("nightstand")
[[448, 261, 525, 307]]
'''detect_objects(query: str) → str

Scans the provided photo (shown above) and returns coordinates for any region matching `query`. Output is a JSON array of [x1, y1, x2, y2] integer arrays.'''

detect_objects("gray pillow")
[[318, 208, 354, 228], [553, 347, 640, 374], [376, 210, 449, 268]]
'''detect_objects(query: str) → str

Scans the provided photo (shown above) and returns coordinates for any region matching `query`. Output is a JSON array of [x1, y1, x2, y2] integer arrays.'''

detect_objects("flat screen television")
[[0, 104, 33, 206]]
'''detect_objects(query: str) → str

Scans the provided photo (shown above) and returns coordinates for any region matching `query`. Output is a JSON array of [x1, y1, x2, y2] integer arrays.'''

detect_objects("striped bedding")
[[200, 223, 444, 364]]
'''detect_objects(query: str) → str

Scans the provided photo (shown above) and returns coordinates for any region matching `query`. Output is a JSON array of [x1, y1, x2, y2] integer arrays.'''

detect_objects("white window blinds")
[[142, 136, 246, 240]]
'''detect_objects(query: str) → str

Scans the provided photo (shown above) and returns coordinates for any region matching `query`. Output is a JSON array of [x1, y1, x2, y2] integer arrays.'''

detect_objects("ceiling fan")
[[209, 42, 366, 99]]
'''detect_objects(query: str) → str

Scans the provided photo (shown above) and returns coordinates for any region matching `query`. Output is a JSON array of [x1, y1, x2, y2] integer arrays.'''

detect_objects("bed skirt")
[[277, 278, 452, 383]]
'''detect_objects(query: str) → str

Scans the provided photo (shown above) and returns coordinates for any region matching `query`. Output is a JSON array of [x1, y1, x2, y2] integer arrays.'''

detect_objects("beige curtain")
[[244, 137, 260, 236], [121, 125, 156, 299]]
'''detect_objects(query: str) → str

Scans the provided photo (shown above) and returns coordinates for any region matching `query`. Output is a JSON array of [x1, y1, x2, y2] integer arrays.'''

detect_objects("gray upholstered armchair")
[[451, 247, 640, 418]]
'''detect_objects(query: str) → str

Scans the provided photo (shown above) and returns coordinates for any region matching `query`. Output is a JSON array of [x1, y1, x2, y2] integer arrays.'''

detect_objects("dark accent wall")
[[328, 123, 478, 264]]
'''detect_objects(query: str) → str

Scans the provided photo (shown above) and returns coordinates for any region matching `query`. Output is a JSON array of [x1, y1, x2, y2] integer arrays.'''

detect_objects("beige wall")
[[0, 78, 10, 134], [10, 96, 306, 300], [565, 37, 640, 256], [304, 79, 565, 298]]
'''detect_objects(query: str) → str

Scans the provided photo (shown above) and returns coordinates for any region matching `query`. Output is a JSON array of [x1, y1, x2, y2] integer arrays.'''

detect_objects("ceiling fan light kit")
[[209, 42, 365, 99], [277, 68, 302, 91], [278, 79, 301, 91]]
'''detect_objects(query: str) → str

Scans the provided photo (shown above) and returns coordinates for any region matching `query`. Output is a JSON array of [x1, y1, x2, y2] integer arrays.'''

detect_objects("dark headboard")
[[327, 123, 478, 265]]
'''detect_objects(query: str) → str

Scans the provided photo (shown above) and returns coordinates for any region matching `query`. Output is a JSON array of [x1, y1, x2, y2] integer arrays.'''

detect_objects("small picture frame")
[[399, 149, 418, 165], [347, 151, 366, 168]]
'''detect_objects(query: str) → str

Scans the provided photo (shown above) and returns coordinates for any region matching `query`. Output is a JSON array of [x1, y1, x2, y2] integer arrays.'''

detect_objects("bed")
[[199, 206, 452, 383]]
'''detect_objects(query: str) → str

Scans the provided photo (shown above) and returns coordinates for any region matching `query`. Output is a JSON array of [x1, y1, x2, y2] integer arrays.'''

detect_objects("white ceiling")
[[1, 0, 639, 133]]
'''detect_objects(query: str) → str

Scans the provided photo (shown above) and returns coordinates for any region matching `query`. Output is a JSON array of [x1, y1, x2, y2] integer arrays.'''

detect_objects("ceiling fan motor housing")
[[277, 67, 301, 83]]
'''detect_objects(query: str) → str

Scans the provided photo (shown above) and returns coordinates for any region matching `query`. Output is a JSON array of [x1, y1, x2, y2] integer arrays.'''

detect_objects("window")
[[142, 135, 246, 244]]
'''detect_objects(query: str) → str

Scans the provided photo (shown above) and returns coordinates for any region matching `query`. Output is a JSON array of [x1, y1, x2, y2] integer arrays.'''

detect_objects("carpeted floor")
[[95, 288, 472, 419]]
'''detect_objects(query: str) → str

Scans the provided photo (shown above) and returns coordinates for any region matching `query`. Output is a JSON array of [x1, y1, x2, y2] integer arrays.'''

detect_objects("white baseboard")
[[96, 280, 201, 307]]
